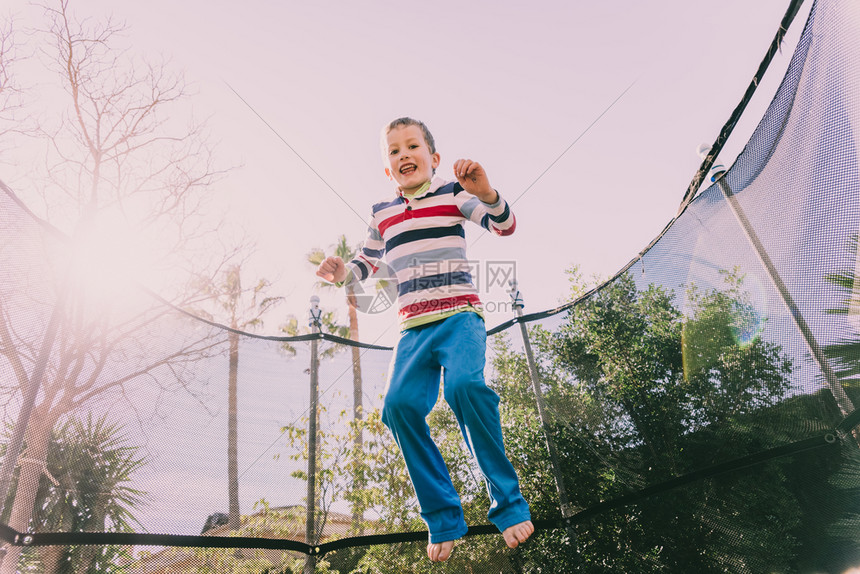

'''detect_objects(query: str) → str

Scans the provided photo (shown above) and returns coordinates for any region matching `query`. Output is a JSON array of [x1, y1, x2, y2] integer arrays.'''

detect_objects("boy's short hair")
[[381, 117, 437, 155]]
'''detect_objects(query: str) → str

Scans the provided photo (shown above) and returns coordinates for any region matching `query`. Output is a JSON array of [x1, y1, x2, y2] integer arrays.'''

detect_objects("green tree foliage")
[[793, 235, 860, 572], [11, 414, 146, 573], [281, 406, 420, 541], [682, 270, 794, 426], [490, 270, 803, 573], [824, 235, 860, 382]]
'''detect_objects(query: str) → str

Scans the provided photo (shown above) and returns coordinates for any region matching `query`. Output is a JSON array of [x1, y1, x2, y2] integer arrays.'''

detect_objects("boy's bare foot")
[[502, 520, 534, 549], [427, 540, 454, 562]]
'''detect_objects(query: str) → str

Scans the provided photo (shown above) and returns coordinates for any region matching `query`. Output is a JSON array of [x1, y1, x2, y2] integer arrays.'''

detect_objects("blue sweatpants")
[[381, 311, 531, 543]]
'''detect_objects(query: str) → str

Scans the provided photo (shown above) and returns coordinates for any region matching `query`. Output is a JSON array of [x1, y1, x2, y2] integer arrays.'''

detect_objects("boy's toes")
[[427, 540, 454, 562], [502, 520, 535, 549]]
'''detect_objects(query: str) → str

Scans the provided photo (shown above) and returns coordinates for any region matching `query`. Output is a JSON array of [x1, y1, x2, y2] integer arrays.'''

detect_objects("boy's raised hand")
[[316, 256, 348, 284], [454, 159, 499, 204]]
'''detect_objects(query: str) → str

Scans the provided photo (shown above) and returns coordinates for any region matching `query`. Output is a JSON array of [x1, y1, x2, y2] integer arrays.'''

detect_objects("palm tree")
[[824, 235, 860, 382], [30, 414, 146, 573], [209, 264, 283, 531]]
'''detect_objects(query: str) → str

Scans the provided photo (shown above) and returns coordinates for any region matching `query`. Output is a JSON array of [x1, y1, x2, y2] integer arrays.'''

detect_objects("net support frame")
[[508, 284, 577, 532], [715, 175, 857, 427]]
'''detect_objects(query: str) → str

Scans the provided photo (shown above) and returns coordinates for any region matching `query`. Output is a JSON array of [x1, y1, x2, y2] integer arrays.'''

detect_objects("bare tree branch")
[[0, 15, 36, 150], [0, 2, 241, 568]]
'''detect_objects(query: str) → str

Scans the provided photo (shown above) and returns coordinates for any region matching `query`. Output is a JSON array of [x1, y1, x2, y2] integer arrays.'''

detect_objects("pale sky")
[[3, 0, 812, 347]]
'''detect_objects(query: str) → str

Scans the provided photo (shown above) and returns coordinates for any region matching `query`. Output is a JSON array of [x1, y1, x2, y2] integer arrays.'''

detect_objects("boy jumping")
[[316, 117, 533, 562]]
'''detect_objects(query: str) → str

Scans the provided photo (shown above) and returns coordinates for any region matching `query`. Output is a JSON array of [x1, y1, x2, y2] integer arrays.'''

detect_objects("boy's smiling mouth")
[[400, 164, 417, 175]]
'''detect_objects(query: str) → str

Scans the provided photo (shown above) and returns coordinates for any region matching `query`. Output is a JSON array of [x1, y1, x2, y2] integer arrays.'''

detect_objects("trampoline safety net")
[[1, 0, 860, 572]]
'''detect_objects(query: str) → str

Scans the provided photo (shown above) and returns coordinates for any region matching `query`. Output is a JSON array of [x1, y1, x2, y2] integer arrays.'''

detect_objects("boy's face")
[[384, 124, 440, 195]]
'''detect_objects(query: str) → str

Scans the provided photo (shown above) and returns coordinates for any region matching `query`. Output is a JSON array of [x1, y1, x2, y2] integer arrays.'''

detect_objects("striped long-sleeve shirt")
[[344, 176, 516, 330]]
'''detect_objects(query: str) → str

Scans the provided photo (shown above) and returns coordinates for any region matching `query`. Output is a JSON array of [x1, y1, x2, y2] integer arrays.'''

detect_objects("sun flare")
[[66, 209, 169, 319]]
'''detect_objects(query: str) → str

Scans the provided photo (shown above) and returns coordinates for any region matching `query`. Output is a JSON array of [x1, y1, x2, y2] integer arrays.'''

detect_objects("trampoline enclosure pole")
[[508, 281, 575, 519], [305, 296, 322, 574], [712, 173, 855, 422]]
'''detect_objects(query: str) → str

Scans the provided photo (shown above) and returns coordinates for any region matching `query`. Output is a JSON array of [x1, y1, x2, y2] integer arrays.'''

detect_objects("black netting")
[[2, 0, 860, 572]]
